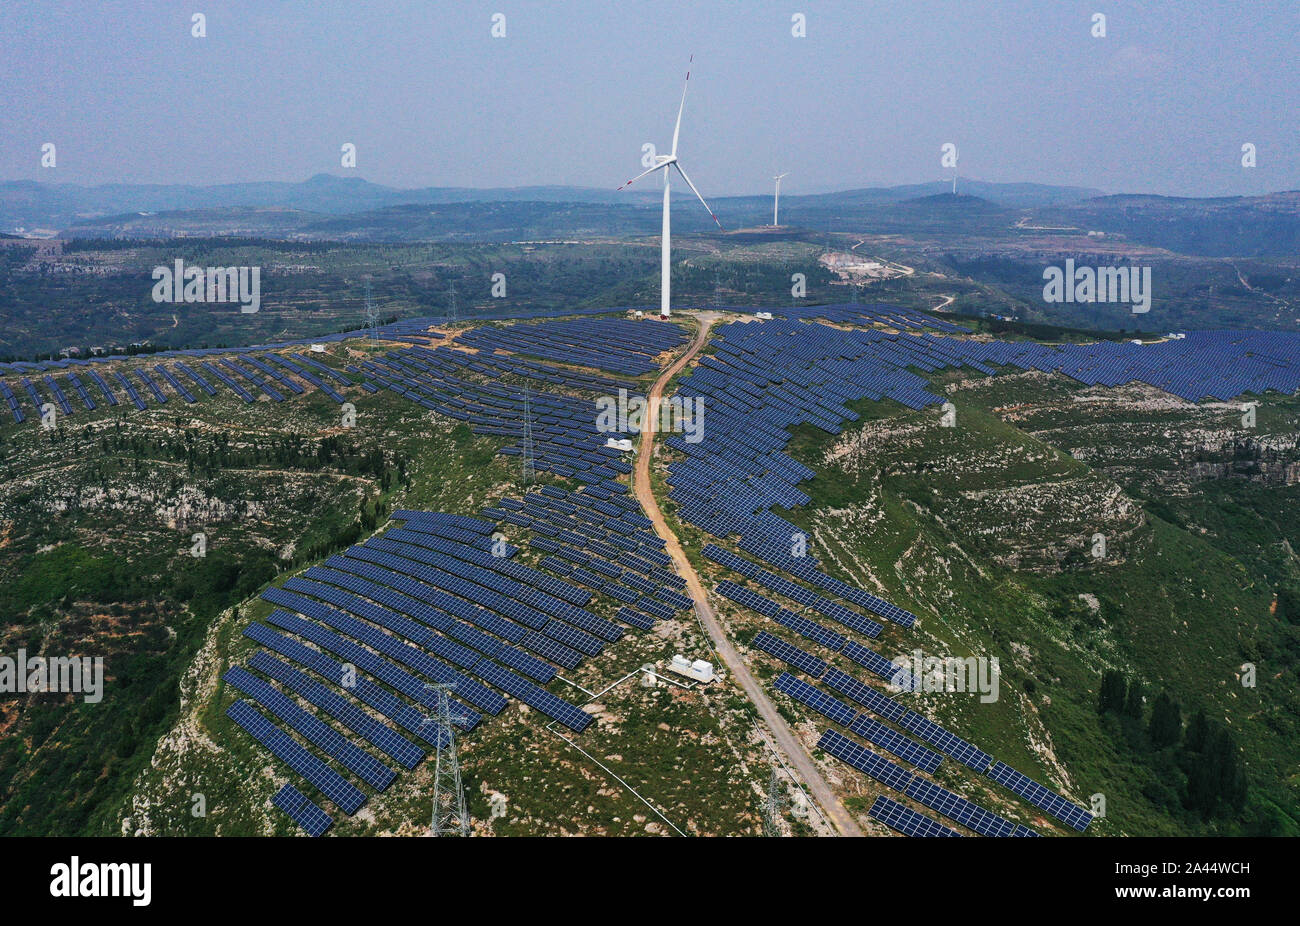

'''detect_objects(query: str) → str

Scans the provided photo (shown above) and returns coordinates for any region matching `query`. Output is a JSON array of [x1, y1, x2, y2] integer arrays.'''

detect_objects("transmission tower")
[[763, 766, 787, 837], [429, 684, 469, 836], [521, 386, 536, 484], [364, 279, 378, 341], [447, 279, 459, 325]]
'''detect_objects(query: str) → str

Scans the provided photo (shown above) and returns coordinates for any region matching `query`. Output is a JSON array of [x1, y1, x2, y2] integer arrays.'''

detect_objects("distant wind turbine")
[[617, 55, 722, 317], [772, 172, 789, 226]]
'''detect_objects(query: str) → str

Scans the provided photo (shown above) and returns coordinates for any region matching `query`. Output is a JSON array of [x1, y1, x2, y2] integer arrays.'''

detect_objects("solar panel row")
[[272, 783, 333, 837]]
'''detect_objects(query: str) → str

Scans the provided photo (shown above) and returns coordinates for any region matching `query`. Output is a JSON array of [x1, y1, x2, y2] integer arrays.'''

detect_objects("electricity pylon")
[[521, 386, 536, 484], [429, 684, 469, 837], [364, 280, 378, 340]]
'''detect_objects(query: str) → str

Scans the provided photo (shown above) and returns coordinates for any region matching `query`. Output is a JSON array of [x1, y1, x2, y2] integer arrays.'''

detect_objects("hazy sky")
[[2, 0, 1296, 197]]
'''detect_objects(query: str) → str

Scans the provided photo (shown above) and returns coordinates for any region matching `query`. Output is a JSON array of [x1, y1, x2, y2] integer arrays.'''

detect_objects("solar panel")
[[817, 728, 915, 791], [248, 650, 425, 768], [868, 795, 961, 838], [245, 622, 460, 743], [474, 661, 593, 733], [821, 667, 991, 772], [615, 607, 657, 631], [773, 673, 855, 725], [902, 775, 1015, 838], [224, 666, 397, 790], [847, 712, 943, 775], [265, 604, 505, 715], [986, 761, 1093, 831], [842, 640, 914, 687], [226, 700, 366, 814], [750, 631, 827, 678], [272, 783, 333, 837], [819, 729, 1012, 837]]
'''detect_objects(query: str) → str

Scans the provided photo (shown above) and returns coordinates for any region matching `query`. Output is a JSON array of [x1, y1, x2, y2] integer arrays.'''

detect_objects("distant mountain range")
[[0, 173, 1099, 233], [3, 174, 1297, 258]]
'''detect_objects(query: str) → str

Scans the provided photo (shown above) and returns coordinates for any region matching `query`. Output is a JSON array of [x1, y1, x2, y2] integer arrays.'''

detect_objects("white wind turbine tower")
[[771, 172, 789, 226], [617, 55, 722, 318]]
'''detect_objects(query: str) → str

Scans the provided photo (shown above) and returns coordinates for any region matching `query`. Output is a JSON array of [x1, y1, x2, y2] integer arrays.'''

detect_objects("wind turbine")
[[617, 55, 722, 318], [771, 172, 789, 226]]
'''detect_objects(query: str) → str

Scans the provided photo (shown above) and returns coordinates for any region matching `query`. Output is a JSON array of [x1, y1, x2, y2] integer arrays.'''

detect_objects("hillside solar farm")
[[7, 2, 1299, 913], [3, 303, 1295, 845]]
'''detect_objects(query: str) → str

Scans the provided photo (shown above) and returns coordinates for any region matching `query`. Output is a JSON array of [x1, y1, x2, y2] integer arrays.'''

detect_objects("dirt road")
[[631, 312, 864, 837]]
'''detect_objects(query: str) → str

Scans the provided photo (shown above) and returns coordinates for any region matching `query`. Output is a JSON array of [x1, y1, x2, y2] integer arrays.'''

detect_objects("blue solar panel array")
[[224, 665, 397, 791], [226, 699, 366, 814], [222, 504, 624, 824], [987, 761, 1092, 831], [362, 340, 648, 485], [868, 795, 962, 838], [716, 581, 913, 686], [818, 729, 1015, 837], [773, 672, 941, 774], [249, 650, 425, 768], [457, 317, 686, 376], [481, 483, 690, 633], [244, 622, 456, 745], [703, 545, 886, 638], [0, 347, 358, 424], [272, 783, 333, 837], [751, 631, 828, 678], [822, 667, 992, 773]]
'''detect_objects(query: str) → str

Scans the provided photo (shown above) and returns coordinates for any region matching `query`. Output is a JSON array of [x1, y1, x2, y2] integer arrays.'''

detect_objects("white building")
[[669, 654, 714, 683]]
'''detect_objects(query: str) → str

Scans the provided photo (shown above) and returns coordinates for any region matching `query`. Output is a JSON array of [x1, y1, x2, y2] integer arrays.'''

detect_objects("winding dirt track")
[[631, 313, 864, 837]]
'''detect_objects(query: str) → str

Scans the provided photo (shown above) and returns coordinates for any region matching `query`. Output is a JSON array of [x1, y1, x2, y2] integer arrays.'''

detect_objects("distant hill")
[[797, 180, 1103, 209], [14, 175, 1299, 258], [0, 174, 664, 231], [1045, 191, 1300, 257], [3, 175, 1100, 233]]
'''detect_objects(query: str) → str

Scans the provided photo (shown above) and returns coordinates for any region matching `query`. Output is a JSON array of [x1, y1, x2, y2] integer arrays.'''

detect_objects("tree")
[[1123, 679, 1145, 718], [1148, 692, 1182, 748], [1185, 726, 1248, 818], [1098, 669, 1127, 714], [1184, 708, 1210, 753]]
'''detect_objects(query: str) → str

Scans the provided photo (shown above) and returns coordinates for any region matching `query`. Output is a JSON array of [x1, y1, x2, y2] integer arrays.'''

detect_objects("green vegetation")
[[755, 369, 1300, 835]]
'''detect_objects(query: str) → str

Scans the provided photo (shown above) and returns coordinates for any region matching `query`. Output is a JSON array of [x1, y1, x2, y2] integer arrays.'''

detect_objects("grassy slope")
[[759, 373, 1299, 835], [125, 330, 768, 837]]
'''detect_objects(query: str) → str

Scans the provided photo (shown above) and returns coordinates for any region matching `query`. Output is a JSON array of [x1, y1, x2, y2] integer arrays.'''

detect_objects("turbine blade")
[[670, 55, 692, 158], [617, 162, 667, 191], [672, 162, 722, 230]]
